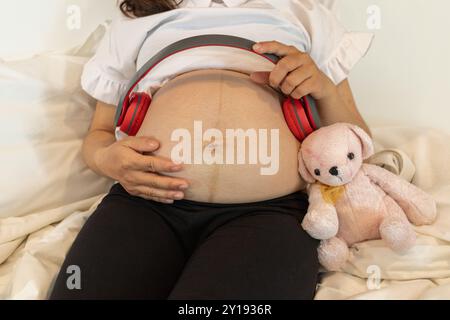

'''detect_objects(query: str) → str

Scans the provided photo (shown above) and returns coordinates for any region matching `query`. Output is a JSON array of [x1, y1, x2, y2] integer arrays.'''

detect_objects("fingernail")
[[178, 184, 189, 190], [149, 142, 159, 148], [171, 164, 183, 171], [253, 44, 261, 52], [172, 192, 184, 200], [164, 199, 174, 204]]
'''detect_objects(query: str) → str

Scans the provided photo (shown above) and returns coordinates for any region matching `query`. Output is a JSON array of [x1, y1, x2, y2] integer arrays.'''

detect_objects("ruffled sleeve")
[[80, 19, 144, 106], [286, 0, 374, 85], [81, 61, 130, 106], [320, 31, 374, 85]]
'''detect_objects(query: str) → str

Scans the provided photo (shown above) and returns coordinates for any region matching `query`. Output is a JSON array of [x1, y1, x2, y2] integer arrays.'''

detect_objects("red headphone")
[[115, 34, 321, 142]]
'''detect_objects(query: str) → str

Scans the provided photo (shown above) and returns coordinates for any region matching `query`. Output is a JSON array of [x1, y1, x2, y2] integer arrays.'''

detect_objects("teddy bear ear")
[[347, 124, 374, 160], [298, 149, 316, 184]]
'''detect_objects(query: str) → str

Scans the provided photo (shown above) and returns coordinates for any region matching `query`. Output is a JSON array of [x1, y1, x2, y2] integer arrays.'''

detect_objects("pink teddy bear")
[[298, 123, 437, 271]]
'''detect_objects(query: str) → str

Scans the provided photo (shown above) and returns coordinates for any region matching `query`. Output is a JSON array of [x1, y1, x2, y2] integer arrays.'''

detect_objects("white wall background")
[[337, 0, 450, 133], [0, 0, 449, 133]]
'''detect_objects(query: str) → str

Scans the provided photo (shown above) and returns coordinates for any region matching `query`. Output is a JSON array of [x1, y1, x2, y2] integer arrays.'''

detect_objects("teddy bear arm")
[[301, 184, 339, 240], [307, 183, 330, 208], [362, 164, 437, 225]]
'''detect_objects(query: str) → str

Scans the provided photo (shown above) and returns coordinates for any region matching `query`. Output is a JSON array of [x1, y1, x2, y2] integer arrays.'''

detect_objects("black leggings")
[[50, 183, 319, 300]]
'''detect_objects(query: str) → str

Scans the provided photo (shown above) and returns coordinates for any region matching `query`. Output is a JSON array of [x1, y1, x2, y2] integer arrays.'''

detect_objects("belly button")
[[204, 142, 222, 157], [204, 141, 221, 149]]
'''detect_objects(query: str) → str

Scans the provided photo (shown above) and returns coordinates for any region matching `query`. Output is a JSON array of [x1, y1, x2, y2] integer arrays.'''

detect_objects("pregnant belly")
[[136, 69, 306, 203]]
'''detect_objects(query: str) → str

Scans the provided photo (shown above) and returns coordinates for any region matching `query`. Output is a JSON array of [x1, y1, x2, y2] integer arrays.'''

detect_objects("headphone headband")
[[114, 34, 320, 141], [115, 34, 282, 126]]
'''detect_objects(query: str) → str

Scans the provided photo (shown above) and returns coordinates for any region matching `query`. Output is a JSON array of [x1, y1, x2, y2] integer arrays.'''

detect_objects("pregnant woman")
[[51, 0, 372, 299]]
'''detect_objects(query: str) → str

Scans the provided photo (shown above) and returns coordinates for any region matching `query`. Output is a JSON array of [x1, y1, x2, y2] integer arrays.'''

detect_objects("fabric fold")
[[81, 62, 129, 106], [322, 32, 374, 84]]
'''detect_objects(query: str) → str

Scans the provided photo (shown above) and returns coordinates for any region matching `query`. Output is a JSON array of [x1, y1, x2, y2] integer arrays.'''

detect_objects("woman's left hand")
[[251, 41, 337, 101]]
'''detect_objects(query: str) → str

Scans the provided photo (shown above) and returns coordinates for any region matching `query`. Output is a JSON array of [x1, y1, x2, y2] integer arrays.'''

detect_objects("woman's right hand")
[[94, 136, 189, 204]]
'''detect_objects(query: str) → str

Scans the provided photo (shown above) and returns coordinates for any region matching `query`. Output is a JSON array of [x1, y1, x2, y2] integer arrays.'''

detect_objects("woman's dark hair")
[[120, 0, 184, 18]]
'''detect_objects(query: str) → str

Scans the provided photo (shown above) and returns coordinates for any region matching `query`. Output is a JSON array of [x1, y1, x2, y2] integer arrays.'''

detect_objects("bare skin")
[[81, 41, 369, 203], [135, 69, 303, 203]]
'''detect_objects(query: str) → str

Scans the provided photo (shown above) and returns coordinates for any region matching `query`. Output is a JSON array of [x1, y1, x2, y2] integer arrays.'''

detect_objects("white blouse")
[[81, 0, 374, 106]]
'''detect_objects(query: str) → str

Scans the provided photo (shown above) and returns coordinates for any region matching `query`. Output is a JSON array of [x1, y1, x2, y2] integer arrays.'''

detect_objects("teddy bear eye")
[[314, 169, 321, 176], [347, 152, 355, 160]]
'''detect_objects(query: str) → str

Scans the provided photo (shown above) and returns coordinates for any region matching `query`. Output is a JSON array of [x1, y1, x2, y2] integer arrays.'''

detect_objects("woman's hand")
[[250, 41, 371, 135], [94, 136, 189, 204], [251, 41, 337, 101]]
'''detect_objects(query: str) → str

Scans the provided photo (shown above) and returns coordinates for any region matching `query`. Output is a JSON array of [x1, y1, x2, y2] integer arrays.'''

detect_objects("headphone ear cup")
[[282, 96, 320, 142], [303, 95, 320, 130], [116, 98, 130, 128], [295, 98, 313, 136], [119, 92, 152, 136], [282, 97, 305, 142]]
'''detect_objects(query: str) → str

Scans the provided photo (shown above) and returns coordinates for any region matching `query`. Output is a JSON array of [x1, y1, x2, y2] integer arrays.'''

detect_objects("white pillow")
[[0, 24, 113, 219]]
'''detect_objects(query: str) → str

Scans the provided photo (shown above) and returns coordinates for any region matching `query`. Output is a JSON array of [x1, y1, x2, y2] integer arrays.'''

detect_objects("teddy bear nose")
[[329, 166, 339, 176]]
